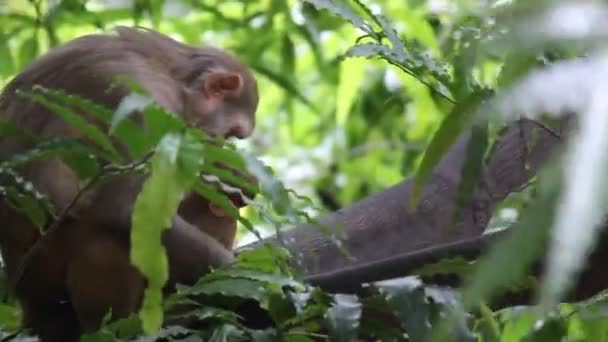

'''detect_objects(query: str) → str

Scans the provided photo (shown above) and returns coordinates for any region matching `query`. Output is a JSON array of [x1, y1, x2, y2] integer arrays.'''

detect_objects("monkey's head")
[[179, 53, 259, 140], [111, 26, 259, 140], [3, 26, 259, 142]]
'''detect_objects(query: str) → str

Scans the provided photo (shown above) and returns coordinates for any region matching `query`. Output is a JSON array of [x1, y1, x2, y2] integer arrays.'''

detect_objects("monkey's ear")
[[204, 72, 243, 98]]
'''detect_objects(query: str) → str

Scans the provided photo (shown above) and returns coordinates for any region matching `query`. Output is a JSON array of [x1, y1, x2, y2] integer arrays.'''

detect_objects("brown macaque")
[[14, 194, 250, 342], [0, 26, 259, 341]]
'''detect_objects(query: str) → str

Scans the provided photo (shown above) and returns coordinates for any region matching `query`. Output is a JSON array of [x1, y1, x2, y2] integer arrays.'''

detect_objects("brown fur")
[[16, 195, 241, 341], [0, 26, 258, 341]]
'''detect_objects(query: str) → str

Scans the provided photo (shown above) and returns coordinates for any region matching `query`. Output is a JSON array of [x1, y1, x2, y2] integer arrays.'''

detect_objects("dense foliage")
[[3, 0, 608, 341]]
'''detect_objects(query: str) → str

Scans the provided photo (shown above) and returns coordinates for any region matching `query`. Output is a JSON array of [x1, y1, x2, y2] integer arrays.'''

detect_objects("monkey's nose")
[[228, 128, 246, 139], [227, 123, 252, 139]]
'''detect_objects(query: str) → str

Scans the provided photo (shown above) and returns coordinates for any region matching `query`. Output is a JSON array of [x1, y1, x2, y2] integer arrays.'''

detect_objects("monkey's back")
[[0, 29, 189, 138]]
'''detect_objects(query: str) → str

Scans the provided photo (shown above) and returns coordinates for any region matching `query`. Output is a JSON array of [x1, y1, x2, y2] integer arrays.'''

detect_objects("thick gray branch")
[[243, 118, 570, 275]]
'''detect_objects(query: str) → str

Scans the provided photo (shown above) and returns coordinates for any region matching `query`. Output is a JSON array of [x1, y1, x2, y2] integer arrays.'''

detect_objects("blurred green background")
[[0, 0, 501, 245], [7, 2, 608, 341]]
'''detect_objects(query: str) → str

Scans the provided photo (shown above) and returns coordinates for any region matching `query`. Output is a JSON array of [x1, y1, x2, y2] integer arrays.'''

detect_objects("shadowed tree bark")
[[243, 117, 569, 276], [239, 114, 608, 310]]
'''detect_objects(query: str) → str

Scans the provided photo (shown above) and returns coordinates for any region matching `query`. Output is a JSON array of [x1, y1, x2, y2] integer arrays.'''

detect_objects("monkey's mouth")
[[207, 193, 250, 218]]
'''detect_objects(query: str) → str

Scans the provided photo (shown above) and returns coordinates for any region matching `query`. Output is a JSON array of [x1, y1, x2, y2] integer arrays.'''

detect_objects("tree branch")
[[243, 117, 570, 276]]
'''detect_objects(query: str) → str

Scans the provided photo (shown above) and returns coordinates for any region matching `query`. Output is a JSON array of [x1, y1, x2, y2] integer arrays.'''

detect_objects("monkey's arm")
[[87, 175, 233, 281], [163, 215, 234, 287], [178, 192, 238, 250]]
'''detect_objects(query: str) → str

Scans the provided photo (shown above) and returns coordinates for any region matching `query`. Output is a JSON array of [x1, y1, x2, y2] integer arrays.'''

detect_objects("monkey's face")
[[183, 69, 258, 140]]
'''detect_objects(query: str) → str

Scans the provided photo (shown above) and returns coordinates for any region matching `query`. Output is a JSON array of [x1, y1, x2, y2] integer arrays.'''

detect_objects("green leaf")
[[452, 121, 489, 224], [280, 33, 296, 77], [282, 300, 326, 332], [0, 137, 99, 224], [4, 186, 47, 230], [89, 9, 134, 23], [450, 28, 480, 99], [81, 314, 142, 341], [461, 160, 562, 309], [522, 316, 567, 342], [476, 303, 500, 342], [192, 182, 240, 219], [156, 325, 192, 339], [235, 246, 291, 273], [111, 92, 154, 134], [199, 142, 247, 169], [0, 120, 38, 142], [184, 278, 268, 302], [412, 89, 491, 208], [578, 315, 608, 341], [343, 42, 452, 100], [326, 294, 362, 342], [171, 306, 240, 325], [268, 292, 295, 326], [242, 153, 292, 217], [374, 14, 406, 61], [336, 58, 366, 126], [374, 278, 431, 342], [251, 329, 281, 341], [197, 144, 258, 196], [131, 132, 202, 334], [2, 13, 37, 25], [17, 32, 38, 70], [499, 309, 539, 342], [22, 90, 121, 162], [205, 267, 304, 290], [0, 167, 55, 224], [0, 37, 15, 78], [61, 148, 100, 180], [343, 42, 393, 60], [208, 324, 244, 342], [497, 53, 544, 90], [41, 88, 150, 159], [294, 23, 326, 78], [0, 137, 83, 167], [0, 304, 20, 332], [141, 105, 186, 148], [148, 0, 165, 28], [0, 137, 100, 180], [302, 0, 373, 35], [56, 0, 87, 11]]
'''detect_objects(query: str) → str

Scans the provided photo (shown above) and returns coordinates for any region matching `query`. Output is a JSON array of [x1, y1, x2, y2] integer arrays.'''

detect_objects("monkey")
[[0, 26, 259, 340], [13, 192, 251, 342], [0, 163, 257, 341], [3, 161, 257, 341]]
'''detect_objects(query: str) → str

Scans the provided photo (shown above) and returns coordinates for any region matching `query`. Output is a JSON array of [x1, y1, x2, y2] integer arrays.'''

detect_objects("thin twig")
[[518, 119, 530, 171], [384, 59, 456, 104], [43, 151, 153, 236], [528, 119, 562, 140]]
